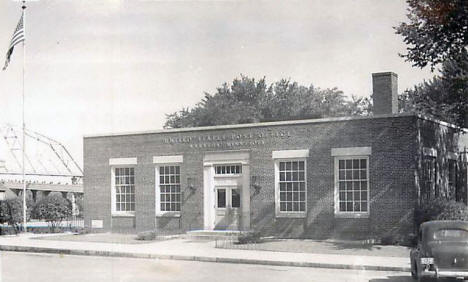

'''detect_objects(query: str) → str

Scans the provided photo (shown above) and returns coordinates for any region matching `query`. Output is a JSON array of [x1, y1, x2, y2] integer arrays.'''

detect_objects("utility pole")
[[22, 0, 27, 233]]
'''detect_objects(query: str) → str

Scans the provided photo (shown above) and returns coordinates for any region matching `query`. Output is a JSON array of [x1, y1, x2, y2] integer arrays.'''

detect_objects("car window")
[[432, 229, 468, 241]]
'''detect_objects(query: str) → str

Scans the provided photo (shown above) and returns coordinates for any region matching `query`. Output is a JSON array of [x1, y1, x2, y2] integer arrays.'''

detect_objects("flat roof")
[[84, 112, 466, 139]]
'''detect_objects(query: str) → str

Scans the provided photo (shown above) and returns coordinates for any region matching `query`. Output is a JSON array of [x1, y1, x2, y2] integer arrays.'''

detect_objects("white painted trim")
[[272, 149, 309, 159], [204, 151, 250, 163], [111, 167, 115, 215], [203, 151, 251, 230], [331, 147, 372, 156], [203, 165, 214, 230], [156, 213, 181, 218], [204, 161, 249, 167], [109, 157, 137, 166], [155, 167, 161, 216], [153, 155, 183, 164], [423, 147, 437, 157], [111, 212, 135, 217], [334, 213, 369, 219]]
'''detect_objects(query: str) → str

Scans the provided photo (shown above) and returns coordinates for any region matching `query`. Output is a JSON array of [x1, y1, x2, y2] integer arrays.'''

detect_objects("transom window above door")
[[214, 164, 242, 175]]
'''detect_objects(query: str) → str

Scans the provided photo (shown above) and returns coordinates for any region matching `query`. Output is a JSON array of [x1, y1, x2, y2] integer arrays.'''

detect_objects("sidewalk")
[[0, 234, 410, 272]]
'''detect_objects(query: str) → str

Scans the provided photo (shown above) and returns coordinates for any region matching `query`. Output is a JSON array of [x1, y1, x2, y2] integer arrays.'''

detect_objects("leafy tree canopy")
[[399, 56, 468, 128], [0, 197, 33, 233], [396, 0, 468, 128], [164, 76, 370, 128], [395, 0, 468, 70], [32, 193, 71, 231]]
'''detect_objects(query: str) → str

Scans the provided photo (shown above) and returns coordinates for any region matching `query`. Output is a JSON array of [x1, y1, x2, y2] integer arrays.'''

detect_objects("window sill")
[[112, 213, 135, 217], [156, 212, 181, 218], [334, 212, 369, 219], [275, 213, 306, 219], [213, 174, 242, 178]]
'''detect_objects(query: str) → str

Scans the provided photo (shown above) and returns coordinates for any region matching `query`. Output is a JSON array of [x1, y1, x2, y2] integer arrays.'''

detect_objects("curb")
[[0, 245, 410, 272]]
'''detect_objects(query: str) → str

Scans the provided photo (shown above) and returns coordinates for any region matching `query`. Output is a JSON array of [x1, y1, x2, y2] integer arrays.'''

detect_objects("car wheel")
[[416, 269, 434, 282]]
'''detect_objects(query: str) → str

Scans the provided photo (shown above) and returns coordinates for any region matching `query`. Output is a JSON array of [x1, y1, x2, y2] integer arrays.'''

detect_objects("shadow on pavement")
[[331, 242, 381, 251], [369, 276, 462, 282], [369, 275, 412, 282]]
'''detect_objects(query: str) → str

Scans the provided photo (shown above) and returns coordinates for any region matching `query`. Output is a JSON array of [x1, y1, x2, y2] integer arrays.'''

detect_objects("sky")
[[0, 0, 434, 168]]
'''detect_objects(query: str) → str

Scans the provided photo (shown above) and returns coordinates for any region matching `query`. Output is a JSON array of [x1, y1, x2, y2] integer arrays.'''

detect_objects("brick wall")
[[84, 115, 422, 239]]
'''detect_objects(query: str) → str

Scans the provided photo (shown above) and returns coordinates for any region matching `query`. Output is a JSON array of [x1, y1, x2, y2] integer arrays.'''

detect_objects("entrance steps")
[[184, 230, 241, 241]]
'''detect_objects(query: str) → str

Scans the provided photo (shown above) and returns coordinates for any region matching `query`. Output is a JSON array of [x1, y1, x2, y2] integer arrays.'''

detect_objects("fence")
[[0, 216, 84, 234], [62, 215, 85, 229]]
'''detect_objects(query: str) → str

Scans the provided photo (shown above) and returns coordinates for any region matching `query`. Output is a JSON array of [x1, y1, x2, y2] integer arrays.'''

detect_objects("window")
[[332, 147, 371, 217], [113, 167, 135, 213], [273, 149, 309, 218], [154, 155, 183, 217], [423, 156, 436, 200], [448, 159, 457, 197], [231, 189, 240, 208], [433, 229, 468, 241], [217, 188, 226, 208], [336, 158, 369, 214], [110, 157, 137, 216], [336, 157, 368, 214], [156, 165, 181, 215], [276, 160, 307, 216], [214, 164, 242, 175]]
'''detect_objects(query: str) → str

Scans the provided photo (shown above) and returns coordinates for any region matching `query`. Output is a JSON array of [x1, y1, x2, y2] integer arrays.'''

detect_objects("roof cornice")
[[84, 113, 419, 139]]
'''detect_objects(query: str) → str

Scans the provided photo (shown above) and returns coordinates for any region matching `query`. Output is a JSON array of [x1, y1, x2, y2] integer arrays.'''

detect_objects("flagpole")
[[22, 0, 27, 233]]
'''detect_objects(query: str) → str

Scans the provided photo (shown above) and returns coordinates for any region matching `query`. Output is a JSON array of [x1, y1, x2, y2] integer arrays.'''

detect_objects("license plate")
[[421, 257, 434, 264]]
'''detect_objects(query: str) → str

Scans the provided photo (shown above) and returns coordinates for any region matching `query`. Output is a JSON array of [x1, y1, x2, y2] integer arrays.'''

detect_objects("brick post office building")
[[83, 72, 468, 239]]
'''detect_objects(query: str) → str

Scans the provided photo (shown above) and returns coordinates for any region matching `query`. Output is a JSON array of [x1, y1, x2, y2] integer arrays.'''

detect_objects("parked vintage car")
[[411, 220, 468, 281]]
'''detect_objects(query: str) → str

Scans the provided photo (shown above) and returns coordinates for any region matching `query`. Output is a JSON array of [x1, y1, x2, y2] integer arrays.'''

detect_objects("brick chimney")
[[372, 72, 398, 115]]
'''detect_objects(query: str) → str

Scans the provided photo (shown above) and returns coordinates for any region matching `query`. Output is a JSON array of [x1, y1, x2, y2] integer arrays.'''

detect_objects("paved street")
[[0, 251, 411, 282]]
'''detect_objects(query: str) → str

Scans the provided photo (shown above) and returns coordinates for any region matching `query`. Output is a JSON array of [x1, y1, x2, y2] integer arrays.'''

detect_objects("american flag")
[[3, 13, 24, 71]]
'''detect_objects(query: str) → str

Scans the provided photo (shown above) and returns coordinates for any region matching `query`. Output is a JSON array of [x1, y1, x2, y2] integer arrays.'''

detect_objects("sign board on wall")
[[91, 220, 103, 229]]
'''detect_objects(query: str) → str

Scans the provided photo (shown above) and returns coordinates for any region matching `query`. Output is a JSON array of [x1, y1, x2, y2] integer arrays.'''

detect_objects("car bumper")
[[421, 268, 468, 279]]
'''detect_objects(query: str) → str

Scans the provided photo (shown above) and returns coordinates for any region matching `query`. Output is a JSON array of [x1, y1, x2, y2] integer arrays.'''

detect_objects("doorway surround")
[[203, 150, 250, 230]]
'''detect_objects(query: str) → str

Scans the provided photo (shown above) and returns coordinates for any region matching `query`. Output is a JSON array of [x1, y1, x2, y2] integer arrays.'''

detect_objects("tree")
[[395, 0, 468, 70], [0, 201, 8, 224], [32, 193, 72, 232], [1, 197, 32, 234], [399, 58, 468, 127], [74, 194, 84, 217], [414, 198, 468, 228], [396, 0, 468, 128], [164, 75, 369, 128]]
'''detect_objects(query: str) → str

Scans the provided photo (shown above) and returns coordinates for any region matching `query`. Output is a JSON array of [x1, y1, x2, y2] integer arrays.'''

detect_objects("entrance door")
[[203, 151, 250, 231], [214, 186, 240, 230]]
